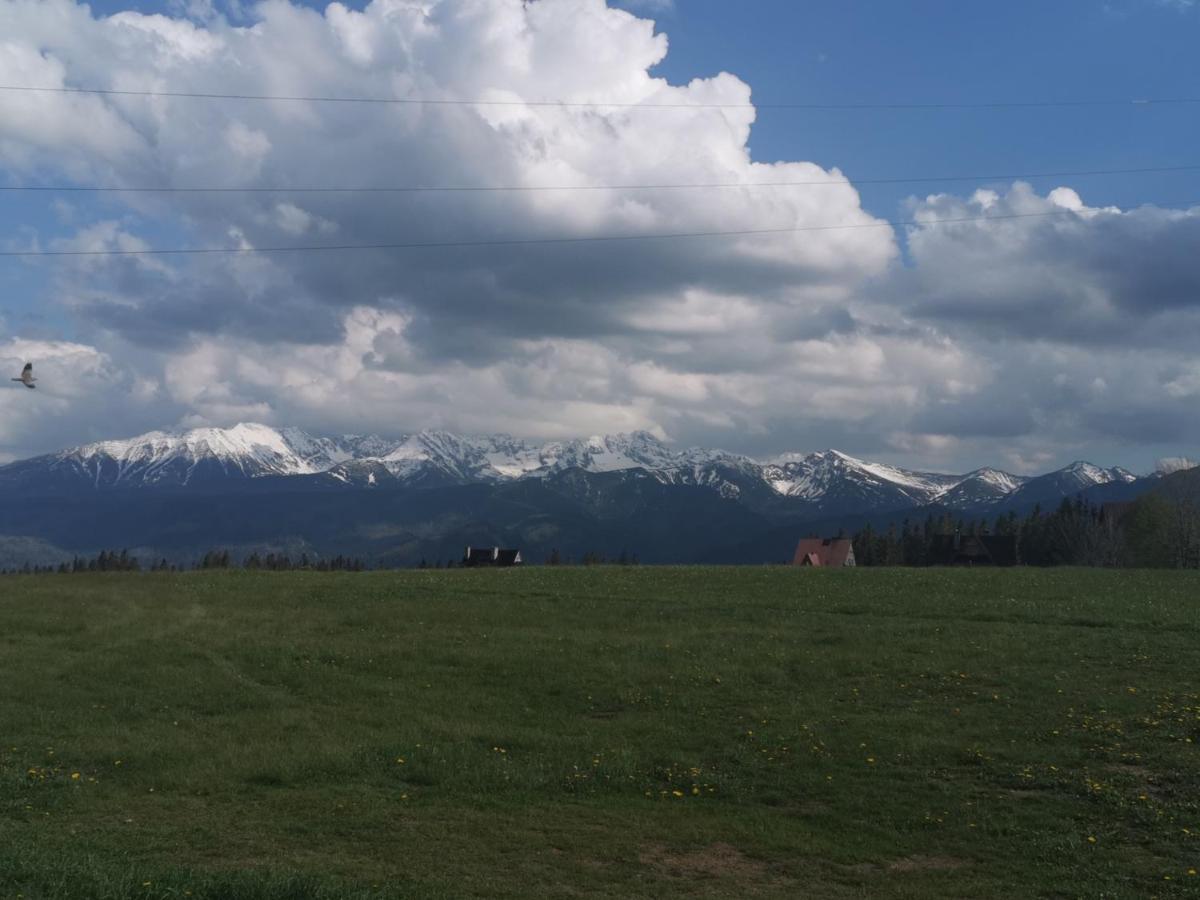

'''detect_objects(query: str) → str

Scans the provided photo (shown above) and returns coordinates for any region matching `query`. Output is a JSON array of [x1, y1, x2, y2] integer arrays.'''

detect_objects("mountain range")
[[0, 423, 1152, 567]]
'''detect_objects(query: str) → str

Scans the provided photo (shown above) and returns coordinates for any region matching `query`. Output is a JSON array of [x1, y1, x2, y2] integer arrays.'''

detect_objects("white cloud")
[[0, 1, 1197, 473], [1156, 456, 1198, 474], [0, 338, 159, 458]]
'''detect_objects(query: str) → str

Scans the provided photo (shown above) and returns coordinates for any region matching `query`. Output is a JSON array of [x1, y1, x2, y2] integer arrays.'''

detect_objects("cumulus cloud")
[[897, 184, 1200, 348], [0, 337, 158, 461], [1156, 457, 1198, 474], [0, 0, 1197, 473], [860, 184, 1200, 466]]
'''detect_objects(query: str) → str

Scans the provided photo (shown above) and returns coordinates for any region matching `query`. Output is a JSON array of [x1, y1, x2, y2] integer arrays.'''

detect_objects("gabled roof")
[[463, 546, 523, 567], [793, 537, 854, 567]]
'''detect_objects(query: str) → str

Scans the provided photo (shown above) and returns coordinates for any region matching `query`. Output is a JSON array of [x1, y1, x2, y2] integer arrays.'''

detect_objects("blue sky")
[[79, 0, 1199, 219], [648, 0, 1200, 217], [1, 0, 1199, 473]]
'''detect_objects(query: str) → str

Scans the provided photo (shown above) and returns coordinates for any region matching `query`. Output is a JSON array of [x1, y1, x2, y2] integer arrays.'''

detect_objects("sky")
[[1, 0, 1199, 474]]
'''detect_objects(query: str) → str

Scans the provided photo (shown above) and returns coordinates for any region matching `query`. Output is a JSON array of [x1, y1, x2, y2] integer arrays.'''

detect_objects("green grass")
[[0, 567, 1197, 898]]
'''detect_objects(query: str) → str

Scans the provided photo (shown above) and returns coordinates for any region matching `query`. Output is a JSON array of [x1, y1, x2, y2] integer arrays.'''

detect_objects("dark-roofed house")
[[927, 533, 1018, 567], [793, 537, 856, 568], [462, 546, 523, 568]]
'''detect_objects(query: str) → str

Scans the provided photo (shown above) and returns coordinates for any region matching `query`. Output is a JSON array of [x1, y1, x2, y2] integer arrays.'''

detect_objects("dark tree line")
[[545, 548, 639, 566], [850, 489, 1200, 568], [213, 551, 366, 571], [1, 549, 144, 575], [2, 548, 367, 575]]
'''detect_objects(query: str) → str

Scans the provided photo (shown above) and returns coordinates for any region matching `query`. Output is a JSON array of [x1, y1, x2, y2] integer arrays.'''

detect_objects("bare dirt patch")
[[639, 842, 768, 880], [887, 855, 967, 874]]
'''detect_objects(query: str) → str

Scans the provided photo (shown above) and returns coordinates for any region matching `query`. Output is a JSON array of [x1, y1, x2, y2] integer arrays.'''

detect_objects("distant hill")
[[0, 423, 1166, 566]]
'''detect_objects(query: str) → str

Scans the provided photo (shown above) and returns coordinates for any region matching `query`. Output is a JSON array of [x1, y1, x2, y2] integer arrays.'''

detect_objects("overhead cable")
[[5, 205, 1194, 259], [3, 164, 1199, 195], [1, 83, 1198, 111]]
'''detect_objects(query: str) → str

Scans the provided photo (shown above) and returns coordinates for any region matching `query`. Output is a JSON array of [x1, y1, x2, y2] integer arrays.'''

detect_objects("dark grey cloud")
[[2, 2, 1199, 474], [896, 186, 1200, 350]]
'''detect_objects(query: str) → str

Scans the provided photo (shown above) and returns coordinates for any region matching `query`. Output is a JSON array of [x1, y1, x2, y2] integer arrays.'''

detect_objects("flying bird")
[[11, 363, 36, 389]]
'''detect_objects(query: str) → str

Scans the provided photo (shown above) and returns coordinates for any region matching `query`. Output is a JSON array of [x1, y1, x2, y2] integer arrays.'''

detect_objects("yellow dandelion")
[[70, 772, 80, 780], [395, 757, 405, 764], [1087, 836, 1096, 844], [866, 757, 876, 764], [672, 789, 684, 797]]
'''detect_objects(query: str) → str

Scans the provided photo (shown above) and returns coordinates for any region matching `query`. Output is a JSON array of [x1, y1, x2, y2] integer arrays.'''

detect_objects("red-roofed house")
[[793, 537, 856, 567]]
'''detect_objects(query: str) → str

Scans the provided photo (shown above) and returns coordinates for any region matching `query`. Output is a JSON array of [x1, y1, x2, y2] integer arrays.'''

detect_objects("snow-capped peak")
[[56, 423, 399, 486], [953, 467, 1028, 494], [1059, 461, 1137, 487], [760, 449, 959, 504], [1, 424, 1149, 514], [81, 422, 289, 464]]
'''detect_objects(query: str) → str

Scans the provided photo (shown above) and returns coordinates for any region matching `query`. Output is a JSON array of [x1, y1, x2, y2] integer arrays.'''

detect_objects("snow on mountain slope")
[[375, 429, 728, 485], [1057, 461, 1137, 489], [935, 467, 1031, 509], [761, 450, 959, 507], [995, 461, 1139, 510], [63, 423, 319, 485], [0, 422, 1145, 514], [20, 424, 397, 488]]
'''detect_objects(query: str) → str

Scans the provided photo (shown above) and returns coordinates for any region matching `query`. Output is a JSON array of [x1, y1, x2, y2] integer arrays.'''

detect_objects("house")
[[927, 533, 1018, 566], [462, 546, 523, 567], [793, 537, 856, 567]]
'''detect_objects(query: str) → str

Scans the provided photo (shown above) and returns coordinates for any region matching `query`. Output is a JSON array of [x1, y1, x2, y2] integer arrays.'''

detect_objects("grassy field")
[[0, 567, 1197, 899]]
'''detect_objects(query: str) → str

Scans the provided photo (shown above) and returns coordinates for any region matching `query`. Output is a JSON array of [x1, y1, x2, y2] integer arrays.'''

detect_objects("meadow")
[[0, 567, 1197, 899]]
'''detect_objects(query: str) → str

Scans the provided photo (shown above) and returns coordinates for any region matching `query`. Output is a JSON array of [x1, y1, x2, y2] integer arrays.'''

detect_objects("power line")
[[2, 83, 1198, 111], [3, 164, 1199, 195], [5, 205, 1194, 259]]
